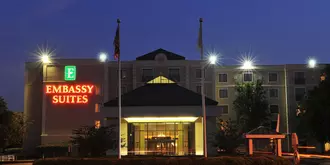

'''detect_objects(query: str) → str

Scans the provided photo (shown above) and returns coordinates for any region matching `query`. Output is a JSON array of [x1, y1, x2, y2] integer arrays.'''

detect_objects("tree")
[[233, 79, 270, 132], [70, 125, 117, 157], [0, 96, 9, 150], [213, 118, 243, 154], [301, 65, 330, 151], [5, 112, 32, 148]]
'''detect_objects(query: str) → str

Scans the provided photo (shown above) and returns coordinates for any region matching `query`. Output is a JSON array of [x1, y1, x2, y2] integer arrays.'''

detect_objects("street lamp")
[[307, 58, 317, 69], [208, 55, 217, 65], [240, 59, 255, 70], [40, 54, 51, 64], [98, 52, 109, 108], [37, 49, 53, 137], [99, 52, 108, 62]]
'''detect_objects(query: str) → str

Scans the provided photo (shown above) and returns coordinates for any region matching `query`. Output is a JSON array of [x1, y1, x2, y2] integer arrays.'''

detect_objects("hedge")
[[33, 156, 291, 165]]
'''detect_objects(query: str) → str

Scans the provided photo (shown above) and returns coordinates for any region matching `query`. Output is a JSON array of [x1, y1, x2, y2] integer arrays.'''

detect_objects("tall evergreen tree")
[[0, 96, 8, 150]]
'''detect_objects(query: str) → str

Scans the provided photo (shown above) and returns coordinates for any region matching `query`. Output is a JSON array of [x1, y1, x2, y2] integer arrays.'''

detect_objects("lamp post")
[[98, 52, 109, 102], [40, 53, 51, 136], [200, 54, 218, 157]]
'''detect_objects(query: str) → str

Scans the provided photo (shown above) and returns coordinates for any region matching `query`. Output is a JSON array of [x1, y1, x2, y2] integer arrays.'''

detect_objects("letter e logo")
[[64, 66, 76, 81]]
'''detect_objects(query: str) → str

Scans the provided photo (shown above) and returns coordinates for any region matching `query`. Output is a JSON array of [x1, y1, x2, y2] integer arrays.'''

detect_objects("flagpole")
[[116, 18, 122, 159], [199, 18, 208, 158]]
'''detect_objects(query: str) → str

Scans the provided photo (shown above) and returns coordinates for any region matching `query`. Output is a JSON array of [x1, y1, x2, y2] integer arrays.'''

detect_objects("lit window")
[[147, 76, 175, 84], [45, 65, 59, 81], [95, 120, 101, 129], [269, 73, 278, 82], [321, 73, 326, 81], [219, 74, 227, 82], [95, 85, 101, 95], [243, 73, 253, 82], [269, 89, 278, 98], [219, 89, 228, 98], [95, 104, 100, 113]]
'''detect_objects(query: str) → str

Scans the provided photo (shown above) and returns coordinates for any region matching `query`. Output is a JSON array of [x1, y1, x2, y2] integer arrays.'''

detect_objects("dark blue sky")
[[1, 0, 330, 111]]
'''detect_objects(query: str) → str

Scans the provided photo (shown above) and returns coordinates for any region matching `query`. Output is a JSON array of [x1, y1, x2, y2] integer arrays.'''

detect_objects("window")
[[294, 72, 305, 84], [196, 69, 205, 78], [142, 69, 153, 82], [196, 85, 201, 94], [270, 105, 279, 113], [95, 120, 101, 129], [219, 89, 228, 98], [169, 68, 180, 82], [117, 69, 127, 79], [95, 85, 101, 95], [295, 88, 306, 101], [321, 73, 326, 81], [219, 105, 229, 114], [271, 121, 277, 130], [121, 86, 127, 94], [45, 65, 60, 81], [95, 104, 100, 113], [269, 73, 278, 82], [269, 89, 278, 98], [219, 74, 227, 82], [121, 70, 127, 79], [243, 73, 253, 82]]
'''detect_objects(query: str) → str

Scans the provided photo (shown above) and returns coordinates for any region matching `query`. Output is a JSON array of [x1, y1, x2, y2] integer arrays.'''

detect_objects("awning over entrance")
[[104, 76, 218, 107]]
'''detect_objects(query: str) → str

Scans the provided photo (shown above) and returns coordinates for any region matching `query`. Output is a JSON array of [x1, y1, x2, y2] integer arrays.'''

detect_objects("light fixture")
[[208, 55, 217, 65], [240, 59, 255, 70], [99, 52, 108, 62], [35, 45, 54, 64], [124, 117, 199, 123], [307, 58, 317, 68], [40, 54, 51, 64]]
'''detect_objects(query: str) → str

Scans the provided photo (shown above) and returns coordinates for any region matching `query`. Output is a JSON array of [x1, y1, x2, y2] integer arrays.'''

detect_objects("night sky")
[[1, 0, 330, 111]]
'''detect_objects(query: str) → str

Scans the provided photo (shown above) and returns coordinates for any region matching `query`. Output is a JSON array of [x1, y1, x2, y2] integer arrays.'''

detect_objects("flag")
[[113, 24, 120, 60]]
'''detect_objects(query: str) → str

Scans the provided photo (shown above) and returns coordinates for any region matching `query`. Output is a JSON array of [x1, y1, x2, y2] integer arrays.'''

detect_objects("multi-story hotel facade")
[[23, 48, 324, 156]]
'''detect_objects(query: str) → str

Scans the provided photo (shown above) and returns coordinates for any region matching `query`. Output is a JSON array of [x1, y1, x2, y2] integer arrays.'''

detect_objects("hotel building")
[[23, 48, 324, 156]]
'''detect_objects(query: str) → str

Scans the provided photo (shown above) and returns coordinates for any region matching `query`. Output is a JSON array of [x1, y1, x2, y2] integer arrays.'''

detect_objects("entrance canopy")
[[104, 76, 218, 107]]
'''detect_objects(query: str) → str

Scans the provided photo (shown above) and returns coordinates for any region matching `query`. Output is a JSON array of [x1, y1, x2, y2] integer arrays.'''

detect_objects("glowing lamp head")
[[41, 54, 51, 64], [308, 58, 317, 68], [208, 55, 217, 65], [99, 52, 108, 62], [241, 60, 255, 70]]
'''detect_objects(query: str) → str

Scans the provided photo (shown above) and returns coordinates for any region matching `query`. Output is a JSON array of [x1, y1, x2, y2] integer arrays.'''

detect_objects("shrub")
[[71, 126, 117, 157], [33, 156, 291, 165]]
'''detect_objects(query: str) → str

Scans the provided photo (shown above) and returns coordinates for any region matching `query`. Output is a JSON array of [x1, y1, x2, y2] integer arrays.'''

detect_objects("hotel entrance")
[[122, 117, 204, 156], [146, 136, 176, 155]]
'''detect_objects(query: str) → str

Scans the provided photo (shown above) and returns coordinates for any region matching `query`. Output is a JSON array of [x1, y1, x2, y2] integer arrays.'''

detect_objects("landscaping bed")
[[33, 156, 291, 165]]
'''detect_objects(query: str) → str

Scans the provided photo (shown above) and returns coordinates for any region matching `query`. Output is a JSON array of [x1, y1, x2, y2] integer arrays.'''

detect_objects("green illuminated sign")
[[64, 66, 76, 81]]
